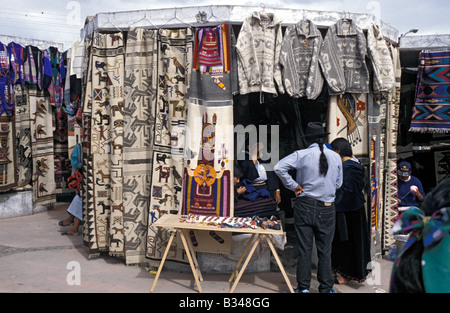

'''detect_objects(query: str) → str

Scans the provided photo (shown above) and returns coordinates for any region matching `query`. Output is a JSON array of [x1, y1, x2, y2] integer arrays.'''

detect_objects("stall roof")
[[81, 5, 399, 42], [0, 34, 64, 50], [400, 34, 450, 68]]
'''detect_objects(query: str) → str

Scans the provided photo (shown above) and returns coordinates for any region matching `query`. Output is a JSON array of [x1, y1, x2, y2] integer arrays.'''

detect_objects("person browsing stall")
[[274, 122, 343, 293]]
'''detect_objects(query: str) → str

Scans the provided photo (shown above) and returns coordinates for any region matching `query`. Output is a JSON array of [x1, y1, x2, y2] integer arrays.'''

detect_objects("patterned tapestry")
[[83, 31, 125, 256], [54, 106, 71, 193], [14, 84, 32, 188], [382, 45, 401, 250], [367, 92, 388, 253], [29, 86, 56, 207], [146, 28, 193, 263], [327, 93, 368, 158], [410, 49, 450, 133], [182, 24, 236, 218], [123, 28, 157, 265]]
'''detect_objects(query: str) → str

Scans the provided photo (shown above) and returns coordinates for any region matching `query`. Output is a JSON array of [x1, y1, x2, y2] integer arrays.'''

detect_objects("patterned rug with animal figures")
[[84, 31, 125, 256], [29, 86, 56, 207], [14, 84, 32, 188], [122, 28, 157, 265], [146, 28, 193, 263]]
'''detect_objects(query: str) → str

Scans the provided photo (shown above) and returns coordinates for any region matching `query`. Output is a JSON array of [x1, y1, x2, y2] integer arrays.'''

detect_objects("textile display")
[[29, 86, 56, 207], [84, 31, 125, 256], [122, 28, 157, 264], [279, 19, 324, 100], [327, 93, 368, 158], [236, 11, 284, 97], [319, 19, 370, 95], [54, 107, 71, 193], [182, 104, 233, 217], [0, 112, 17, 192], [367, 93, 388, 251], [146, 28, 193, 263], [410, 50, 450, 133], [182, 24, 236, 217], [14, 84, 32, 188], [366, 23, 395, 93], [383, 45, 401, 250]]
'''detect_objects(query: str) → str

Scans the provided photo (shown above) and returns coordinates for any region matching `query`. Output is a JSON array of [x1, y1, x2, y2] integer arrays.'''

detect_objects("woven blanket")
[[146, 28, 193, 263], [122, 28, 157, 264], [410, 50, 450, 133], [29, 86, 56, 207], [85, 31, 125, 256], [0, 111, 17, 192], [14, 84, 32, 188], [54, 107, 71, 193]]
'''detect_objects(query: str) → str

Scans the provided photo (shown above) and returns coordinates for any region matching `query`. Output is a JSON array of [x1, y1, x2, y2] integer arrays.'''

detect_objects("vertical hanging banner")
[[146, 28, 193, 263], [182, 24, 238, 217], [88, 31, 125, 256], [29, 86, 56, 207], [123, 28, 158, 265]]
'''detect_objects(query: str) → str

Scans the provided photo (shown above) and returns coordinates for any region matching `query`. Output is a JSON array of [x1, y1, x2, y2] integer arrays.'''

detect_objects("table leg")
[[150, 230, 176, 293], [179, 229, 203, 293], [229, 233, 256, 283], [229, 234, 262, 293], [181, 229, 203, 282], [264, 234, 294, 293]]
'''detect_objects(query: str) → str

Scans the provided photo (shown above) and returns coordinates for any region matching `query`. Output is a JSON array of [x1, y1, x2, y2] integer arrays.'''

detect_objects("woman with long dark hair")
[[330, 137, 371, 284]]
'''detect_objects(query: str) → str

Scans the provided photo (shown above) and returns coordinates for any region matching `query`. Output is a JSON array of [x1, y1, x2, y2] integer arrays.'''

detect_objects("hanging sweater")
[[8, 42, 25, 88], [280, 19, 324, 100], [319, 19, 370, 95], [367, 23, 395, 93], [0, 42, 14, 115], [236, 11, 284, 96]]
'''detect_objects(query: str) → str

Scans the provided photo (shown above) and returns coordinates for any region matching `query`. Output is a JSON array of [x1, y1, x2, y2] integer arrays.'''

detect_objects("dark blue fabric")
[[335, 159, 366, 212], [238, 179, 270, 201], [398, 175, 425, 207]]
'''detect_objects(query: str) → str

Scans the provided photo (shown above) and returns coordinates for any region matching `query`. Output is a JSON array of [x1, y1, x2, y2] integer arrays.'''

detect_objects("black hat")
[[302, 122, 329, 138]]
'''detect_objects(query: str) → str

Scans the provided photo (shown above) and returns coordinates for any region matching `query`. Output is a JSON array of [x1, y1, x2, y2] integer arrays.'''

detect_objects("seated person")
[[237, 141, 281, 204]]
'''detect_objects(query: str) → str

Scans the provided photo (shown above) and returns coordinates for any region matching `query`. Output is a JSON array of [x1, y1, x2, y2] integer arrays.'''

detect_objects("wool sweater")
[[367, 23, 395, 93], [236, 11, 284, 96], [319, 19, 370, 95], [280, 20, 324, 100]]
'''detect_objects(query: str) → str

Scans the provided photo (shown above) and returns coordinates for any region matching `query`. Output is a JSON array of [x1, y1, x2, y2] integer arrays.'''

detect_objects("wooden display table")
[[150, 214, 294, 293]]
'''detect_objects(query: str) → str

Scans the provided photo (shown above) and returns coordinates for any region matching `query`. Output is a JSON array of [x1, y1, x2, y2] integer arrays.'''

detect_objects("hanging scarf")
[[390, 206, 450, 293]]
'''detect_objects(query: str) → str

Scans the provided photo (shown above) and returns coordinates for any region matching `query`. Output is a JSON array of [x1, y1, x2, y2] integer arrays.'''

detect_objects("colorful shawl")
[[390, 207, 450, 293]]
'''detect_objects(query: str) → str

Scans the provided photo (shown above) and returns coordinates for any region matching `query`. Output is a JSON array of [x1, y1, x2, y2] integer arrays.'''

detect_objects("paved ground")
[[0, 202, 393, 293]]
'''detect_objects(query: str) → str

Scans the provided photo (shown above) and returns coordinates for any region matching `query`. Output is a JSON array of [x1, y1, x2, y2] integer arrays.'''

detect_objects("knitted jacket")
[[319, 19, 370, 95], [280, 19, 324, 99], [236, 11, 284, 96], [367, 23, 395, 93]]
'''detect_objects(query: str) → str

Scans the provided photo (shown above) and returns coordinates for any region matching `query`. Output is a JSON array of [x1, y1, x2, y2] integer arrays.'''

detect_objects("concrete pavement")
[[0, 201, 393, 293]]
